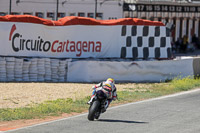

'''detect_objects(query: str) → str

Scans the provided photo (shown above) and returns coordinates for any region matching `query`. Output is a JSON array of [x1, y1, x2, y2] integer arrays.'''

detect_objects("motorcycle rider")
[[87, 78, 117, 112]]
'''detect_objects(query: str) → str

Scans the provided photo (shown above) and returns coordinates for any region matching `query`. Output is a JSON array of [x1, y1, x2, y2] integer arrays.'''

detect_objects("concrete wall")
[[67, 58, 196, 83], [1, 56, 199, 83]]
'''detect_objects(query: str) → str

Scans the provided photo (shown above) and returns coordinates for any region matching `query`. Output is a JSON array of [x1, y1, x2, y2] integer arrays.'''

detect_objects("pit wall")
[[0, 57, 199, 83]]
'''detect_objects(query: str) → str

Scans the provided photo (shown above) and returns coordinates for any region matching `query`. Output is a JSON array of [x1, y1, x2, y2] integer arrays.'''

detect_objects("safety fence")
[[0, 15, 196, 82]]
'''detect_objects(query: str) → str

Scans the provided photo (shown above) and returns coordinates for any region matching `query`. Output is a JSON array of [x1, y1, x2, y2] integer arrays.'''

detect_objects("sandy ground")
[[0, 82, 140, 131], [0, 82, 139, 108], [0, 83, 92, 108]]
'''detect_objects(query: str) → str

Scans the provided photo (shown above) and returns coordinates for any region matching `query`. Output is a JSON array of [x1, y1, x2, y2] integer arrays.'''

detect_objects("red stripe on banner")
[[9, 24, 16, 41], [0, 15, 164, 26]]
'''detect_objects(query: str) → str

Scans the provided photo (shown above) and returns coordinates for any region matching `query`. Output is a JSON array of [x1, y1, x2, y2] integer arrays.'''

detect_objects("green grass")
[[0, 97, 90, 121], [1, 77, 200, 121], [171, 76, 200, 91]]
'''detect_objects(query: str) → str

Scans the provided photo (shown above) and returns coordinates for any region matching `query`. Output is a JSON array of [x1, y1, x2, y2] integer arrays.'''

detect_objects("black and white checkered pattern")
[[120, 25, 172, 59]]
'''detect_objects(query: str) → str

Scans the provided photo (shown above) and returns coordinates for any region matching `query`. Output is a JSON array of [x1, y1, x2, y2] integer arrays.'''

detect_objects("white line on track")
[[5, 88, 200, 133]]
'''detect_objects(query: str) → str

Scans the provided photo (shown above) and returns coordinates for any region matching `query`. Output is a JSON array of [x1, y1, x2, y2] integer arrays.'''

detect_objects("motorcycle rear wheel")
[[88, 100, 100, 121]]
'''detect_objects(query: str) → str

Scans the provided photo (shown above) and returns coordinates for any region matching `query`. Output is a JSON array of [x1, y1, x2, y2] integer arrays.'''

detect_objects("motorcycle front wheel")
[[88, 100, 100, 121]]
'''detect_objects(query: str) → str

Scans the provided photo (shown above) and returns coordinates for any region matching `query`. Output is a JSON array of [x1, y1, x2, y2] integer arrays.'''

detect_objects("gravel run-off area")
[[0, 82, 140, 108]]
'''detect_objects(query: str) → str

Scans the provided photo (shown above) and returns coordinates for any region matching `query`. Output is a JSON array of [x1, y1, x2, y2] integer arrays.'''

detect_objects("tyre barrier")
[[0, 57, 69, 82]]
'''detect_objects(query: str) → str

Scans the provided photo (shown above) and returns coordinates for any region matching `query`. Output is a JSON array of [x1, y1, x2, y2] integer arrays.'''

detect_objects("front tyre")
[[88, 100, 100, 121]]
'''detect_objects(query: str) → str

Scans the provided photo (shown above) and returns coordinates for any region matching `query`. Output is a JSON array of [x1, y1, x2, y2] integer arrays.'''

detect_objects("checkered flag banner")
[[120, 25, 172, 59]]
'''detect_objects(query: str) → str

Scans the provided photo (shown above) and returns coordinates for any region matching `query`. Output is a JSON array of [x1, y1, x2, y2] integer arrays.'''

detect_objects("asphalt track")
[[6, 89, 200, 133]]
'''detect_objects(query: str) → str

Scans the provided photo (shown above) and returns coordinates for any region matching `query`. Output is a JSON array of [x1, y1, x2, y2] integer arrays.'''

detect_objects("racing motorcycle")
[[87, 90, 109, 121]]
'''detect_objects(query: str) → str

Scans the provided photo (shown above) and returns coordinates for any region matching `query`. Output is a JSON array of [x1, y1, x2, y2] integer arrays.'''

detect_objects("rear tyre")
[[94, 113, 100, 120], [88, 100, 100, 121]]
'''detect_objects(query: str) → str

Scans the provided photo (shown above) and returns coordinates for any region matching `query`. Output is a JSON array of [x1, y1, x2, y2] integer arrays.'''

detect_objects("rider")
[[87, 78, 117, 112]]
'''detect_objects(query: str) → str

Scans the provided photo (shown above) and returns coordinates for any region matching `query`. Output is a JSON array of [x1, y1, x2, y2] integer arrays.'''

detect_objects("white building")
[[0, 0, 123, 20]]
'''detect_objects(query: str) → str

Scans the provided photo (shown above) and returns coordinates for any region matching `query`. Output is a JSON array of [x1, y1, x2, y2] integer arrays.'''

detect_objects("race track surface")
[[6, 89, 200, 133]]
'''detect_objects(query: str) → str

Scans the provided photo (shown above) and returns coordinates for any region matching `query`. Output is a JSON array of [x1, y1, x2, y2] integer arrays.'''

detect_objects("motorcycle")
[[87, 90, 109, 121]]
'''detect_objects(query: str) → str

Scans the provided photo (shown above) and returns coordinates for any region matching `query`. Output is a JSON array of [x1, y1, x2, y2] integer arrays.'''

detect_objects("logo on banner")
[[9, 24, 102, 57]]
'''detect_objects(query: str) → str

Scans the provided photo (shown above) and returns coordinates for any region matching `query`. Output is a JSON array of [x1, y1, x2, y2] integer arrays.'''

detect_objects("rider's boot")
[[87, 95, 95, 105]]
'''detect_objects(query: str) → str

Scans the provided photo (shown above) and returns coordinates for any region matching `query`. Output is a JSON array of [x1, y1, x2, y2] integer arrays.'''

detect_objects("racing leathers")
[[88, 80, 117, 111]]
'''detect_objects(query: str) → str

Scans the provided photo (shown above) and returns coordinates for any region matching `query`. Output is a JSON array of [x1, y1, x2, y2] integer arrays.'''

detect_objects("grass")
[[0, 97, 90, 121], [1, 77, 200, 121]]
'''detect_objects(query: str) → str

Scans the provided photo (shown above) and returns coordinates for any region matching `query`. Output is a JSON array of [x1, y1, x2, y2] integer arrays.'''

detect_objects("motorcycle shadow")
[[97, 119, 148, 124]]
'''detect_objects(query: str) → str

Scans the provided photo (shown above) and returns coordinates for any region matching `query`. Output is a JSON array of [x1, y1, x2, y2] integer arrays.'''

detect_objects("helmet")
[[106, 78, 114, 84]]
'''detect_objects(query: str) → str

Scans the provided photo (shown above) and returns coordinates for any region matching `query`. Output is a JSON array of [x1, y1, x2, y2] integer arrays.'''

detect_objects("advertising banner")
[[0, 15, 172, 59]]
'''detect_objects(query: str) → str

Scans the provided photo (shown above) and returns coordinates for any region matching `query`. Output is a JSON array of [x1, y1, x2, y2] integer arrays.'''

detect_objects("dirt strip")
[[0, 112, 87, 131]]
